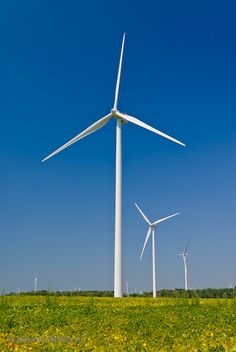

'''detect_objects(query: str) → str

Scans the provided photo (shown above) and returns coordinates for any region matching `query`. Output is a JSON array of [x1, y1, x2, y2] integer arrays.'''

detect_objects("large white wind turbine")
[[42, 34, 185, 298], [177, 238, 190, 290], [135, 203, 179, 298]]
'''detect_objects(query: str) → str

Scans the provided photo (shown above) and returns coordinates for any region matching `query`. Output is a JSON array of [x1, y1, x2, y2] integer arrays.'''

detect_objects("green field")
[[0, 296, 236, 351]]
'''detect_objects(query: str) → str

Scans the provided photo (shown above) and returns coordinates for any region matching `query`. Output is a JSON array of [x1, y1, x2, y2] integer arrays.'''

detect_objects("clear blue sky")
[[1, 0, 235, 293]]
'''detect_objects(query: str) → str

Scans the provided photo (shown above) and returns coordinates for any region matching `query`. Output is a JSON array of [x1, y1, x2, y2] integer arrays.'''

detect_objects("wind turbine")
[[177, 238, 190, 290], [135, 203, 179, 298], [42, 34, 185, 298], [125, 281, 129, 296], [33, 273, 38, 293]]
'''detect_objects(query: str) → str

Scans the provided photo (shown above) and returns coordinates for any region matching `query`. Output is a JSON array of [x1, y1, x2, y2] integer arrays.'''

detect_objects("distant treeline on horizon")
[[5, 288, 236, 299]]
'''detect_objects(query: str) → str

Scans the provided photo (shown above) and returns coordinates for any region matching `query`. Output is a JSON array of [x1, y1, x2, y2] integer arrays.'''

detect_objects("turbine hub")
[[111, 109, 128, 124], [111, 108, 117, 116]]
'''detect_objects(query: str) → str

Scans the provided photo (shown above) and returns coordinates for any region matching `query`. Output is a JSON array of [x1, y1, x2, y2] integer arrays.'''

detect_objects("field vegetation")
[[0, 294, 236, 351]]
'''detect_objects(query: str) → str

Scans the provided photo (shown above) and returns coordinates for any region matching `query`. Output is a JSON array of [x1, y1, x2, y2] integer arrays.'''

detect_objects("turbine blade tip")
[[41, 155, 51, 162]]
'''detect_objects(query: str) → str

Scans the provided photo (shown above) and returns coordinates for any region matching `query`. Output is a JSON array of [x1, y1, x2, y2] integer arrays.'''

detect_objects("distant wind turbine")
[[177, 238, 190, 290], [135, 203, 179, 298], [126, 281, 129, 296], [34, 273, 38, 293], [42, 34, 185, 298]]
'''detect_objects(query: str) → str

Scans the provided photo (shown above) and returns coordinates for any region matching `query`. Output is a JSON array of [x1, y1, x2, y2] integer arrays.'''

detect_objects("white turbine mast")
[[34, 273, 38, 293], [135, 203, 179, 298], [177, 238, 190, 290], [42, 34, 185, 298]]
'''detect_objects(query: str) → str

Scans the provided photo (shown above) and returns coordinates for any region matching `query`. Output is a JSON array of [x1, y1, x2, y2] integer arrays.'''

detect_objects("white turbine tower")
[[135, 203, 179, 298], [42, 34, 185, 298], [177, 238, 190, 290], [34, 273, 38, 293]]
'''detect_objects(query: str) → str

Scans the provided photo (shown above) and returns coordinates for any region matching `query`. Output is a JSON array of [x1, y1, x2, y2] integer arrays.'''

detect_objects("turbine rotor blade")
[[113, 33, 126, 110], [117, 112, 186, 147], [42, 114, 112, 162], [135, 203, 151, 225], [140, 226, 152, 260], [184, 237, 191, 254], [152, 212, 179, 226]]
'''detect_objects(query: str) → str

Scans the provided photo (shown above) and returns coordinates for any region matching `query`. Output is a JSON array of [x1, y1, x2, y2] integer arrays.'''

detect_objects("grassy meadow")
[[0, 295, 236, 351]]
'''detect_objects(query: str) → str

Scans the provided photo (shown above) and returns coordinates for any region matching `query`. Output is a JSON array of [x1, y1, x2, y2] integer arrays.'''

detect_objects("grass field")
[[0, 295, 236, 351]]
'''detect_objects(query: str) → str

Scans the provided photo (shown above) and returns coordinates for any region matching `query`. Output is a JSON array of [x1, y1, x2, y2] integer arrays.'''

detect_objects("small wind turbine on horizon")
[[42, 33, 185, 298], [177, 238, 190, 290], [125, 281, 129, 296], [33, 273, 38, 293], [135, 203, 179, 298]]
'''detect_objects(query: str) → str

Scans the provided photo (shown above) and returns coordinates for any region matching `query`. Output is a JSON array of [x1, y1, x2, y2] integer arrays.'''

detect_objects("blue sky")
[[1, 0, 235, 293]]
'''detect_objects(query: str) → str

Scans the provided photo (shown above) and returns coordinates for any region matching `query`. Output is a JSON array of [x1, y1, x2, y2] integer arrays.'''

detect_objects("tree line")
[[6, 287, 236, 299]]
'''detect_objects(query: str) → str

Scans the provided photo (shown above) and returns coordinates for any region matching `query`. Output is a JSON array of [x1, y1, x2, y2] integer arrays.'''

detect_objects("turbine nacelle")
[[177, 253, 188, 257], [150, 222, 159, 229], [111, 109, 128, 124]]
